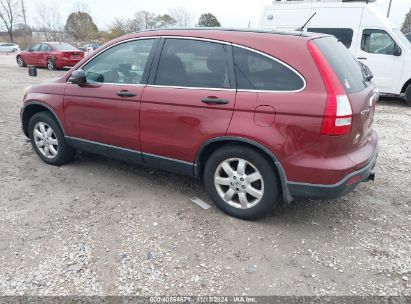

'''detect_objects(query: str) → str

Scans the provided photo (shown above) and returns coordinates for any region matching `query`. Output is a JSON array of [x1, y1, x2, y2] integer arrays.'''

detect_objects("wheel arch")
[[401, 78, 411, 94], [21, 101, 66, 138], [194, 136, 293, 203]]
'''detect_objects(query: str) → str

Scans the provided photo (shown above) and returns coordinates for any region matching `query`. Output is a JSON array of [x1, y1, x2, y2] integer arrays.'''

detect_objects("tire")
[[47, 59, 56, 70], [16, 55, 26, 67], [203, 144, 281, 220], [405, 84, 411, 107], [11, 48, 17, 53], [28, 111, 75, 166]]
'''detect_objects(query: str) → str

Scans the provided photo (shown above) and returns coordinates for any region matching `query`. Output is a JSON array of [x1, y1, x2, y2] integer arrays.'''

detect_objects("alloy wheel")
[[17, 57, 24, 67], [47, 60, 55, 70], [33, 122, 59, 159], [214, 158, 264, 209]]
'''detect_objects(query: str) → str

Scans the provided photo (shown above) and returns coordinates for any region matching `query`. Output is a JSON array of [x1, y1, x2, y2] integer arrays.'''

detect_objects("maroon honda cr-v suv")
[[20, 29, 379, 219]]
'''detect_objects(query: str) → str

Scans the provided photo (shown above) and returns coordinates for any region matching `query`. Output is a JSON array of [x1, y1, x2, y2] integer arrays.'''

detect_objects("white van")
[[261, 0, 411, 106]]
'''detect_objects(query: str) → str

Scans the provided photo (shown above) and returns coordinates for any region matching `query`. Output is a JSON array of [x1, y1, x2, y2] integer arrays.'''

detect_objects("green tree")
[[155, 14, 176, 28], [107, 18, 127, 39], [401, 9, 411, 33], [198, 13, 221, 27], [64, 11, 98, 40]]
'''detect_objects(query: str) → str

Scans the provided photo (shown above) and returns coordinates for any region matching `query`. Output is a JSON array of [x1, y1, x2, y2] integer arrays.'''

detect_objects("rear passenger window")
[[233, 47, 304, 91], [308, 28, 354, 48], [155, 39, 230, 89]]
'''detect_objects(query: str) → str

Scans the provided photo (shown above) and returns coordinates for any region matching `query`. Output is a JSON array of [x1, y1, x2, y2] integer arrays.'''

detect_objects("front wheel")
[[28, 112, 75, 166], [16, 55, 26, 67], [203, 145, 281, 220], [405, 84, 411, 107]]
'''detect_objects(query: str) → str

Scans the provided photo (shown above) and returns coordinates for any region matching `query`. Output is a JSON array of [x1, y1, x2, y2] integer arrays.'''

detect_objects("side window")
[[361, 29, 397, 55], [31, 44, 41, 51], [308, 28, 354, 48], [82, 39, 155, 84], [155, 39, 230, 89], [40, 44, 51, 52], [233, 46, 304, 91]]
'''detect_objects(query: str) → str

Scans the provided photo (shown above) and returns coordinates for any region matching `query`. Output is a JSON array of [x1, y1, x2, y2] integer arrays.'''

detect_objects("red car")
[[20, 29, 379, 219], [16, 42, 84, 70]]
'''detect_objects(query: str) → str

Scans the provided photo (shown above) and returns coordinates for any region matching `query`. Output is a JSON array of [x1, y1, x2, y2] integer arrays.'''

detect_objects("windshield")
[[393, 29, 411, 50], [53, 43, 78, 51]]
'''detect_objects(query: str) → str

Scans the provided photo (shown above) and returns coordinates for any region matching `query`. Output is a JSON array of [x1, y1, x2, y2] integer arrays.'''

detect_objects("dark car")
[[20, 29, 379, 219], [17, 42, 84, 70]]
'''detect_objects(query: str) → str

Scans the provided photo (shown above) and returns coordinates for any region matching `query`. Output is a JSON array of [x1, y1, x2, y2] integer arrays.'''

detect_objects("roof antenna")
[[296, 12, 317, 31]]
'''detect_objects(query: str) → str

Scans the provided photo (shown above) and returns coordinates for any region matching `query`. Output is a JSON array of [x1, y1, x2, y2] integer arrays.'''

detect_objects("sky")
[[24, 0, 411, 31]]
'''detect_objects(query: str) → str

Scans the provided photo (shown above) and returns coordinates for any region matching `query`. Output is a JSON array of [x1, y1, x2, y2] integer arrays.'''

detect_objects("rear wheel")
[[204, 145, 280, 220], [47, 59, 56, 70], [405, 84, 411, 107], [16, 55, 26, 67], [28, 112, 75, 166], [11, 48, 18, 53]]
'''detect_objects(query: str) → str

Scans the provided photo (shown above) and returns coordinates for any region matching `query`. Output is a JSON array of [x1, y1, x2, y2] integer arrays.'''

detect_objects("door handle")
[[357, 57, 367, 60], [117, 90, 137, 97], [201, 97, 229, 105]]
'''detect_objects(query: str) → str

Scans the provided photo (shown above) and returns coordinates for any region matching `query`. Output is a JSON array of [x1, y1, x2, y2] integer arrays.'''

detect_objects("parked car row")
[[20, 29, 379, 219]]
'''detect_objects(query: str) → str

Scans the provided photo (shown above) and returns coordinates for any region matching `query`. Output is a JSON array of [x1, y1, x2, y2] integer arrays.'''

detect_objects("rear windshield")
[[52, 43, 78, 51], [314, 37, 368, 94]]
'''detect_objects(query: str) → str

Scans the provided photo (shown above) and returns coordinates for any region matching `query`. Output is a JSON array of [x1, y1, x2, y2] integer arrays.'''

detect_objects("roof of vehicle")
[[42, 42, 73, 45], [134, 27, 323, 37], [117, 28, 328, 46]]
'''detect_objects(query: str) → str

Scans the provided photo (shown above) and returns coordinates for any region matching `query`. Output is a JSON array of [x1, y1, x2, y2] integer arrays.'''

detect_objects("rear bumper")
[[55, 58, 82, 68], [286, 148, 378, 200]]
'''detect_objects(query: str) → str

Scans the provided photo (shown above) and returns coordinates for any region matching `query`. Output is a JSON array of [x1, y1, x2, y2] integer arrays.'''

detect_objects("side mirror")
[[28, 48, 33, 52], [359, 61, 373, 82], [68, 70, 87, 85], [393, 44, 402, 56], [28, 66, 37, 77]]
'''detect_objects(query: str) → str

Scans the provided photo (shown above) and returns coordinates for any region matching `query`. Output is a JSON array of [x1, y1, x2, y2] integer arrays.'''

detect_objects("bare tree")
[[20, 0, 26, 27], [36, 1, 62, 41], [107, 17, 128, 39], [0, 0, 20, 41], [169, 6, 193, 27], [402, 8, 411, 34]]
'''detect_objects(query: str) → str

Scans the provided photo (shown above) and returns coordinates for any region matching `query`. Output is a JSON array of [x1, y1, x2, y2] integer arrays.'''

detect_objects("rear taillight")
[[308, 40, 353, 136]]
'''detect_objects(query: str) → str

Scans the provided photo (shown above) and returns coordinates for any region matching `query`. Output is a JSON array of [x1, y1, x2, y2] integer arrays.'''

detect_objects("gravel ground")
[[0, 53, 410, 296]]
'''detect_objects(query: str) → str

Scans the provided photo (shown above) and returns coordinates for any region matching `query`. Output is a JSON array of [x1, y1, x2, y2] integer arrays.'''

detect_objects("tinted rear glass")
[[308, 28, 353, 48], [53, 43, 78, 51], [314, 37, 367, 94]]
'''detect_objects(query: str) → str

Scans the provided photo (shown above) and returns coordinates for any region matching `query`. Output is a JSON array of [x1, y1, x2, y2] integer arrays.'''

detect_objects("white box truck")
[[261, 0, 411, 106]]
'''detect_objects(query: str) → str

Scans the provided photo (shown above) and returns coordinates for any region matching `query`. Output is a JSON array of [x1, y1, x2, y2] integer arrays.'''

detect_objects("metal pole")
[[387, 0, 393, 18]]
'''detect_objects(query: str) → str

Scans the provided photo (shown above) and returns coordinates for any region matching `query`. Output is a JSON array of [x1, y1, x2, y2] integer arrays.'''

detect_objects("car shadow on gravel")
[[72, 151, 357, 228]]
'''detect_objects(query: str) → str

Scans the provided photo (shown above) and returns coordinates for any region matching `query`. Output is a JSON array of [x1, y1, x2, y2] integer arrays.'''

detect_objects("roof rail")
[[131, 27, 307, 37], [272, 0, 376, 3]]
